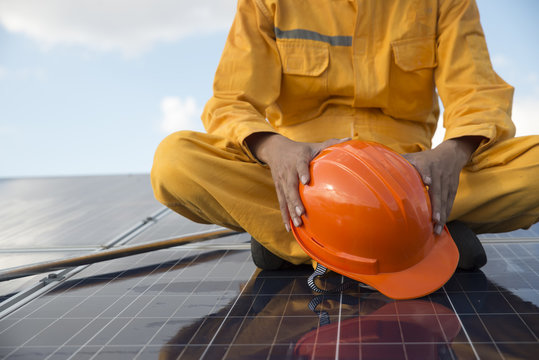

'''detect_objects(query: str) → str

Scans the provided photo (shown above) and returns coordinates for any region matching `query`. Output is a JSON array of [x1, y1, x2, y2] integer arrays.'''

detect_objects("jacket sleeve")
[[201, 0, 281, 160], [435, 0, 515, 153]]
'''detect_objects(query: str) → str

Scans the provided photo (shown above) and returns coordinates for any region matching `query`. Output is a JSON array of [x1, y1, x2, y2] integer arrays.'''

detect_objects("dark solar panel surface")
[[0, 175, 160, 249], [0, 176, 538, 359], [0, 175, 162, 300]]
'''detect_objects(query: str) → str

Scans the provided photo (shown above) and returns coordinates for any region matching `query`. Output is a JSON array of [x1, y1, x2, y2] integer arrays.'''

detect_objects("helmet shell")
[[291, 140, 458, 299]]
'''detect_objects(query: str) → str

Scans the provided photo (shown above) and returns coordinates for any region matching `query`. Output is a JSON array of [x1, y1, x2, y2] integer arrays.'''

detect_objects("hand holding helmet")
[[291, 140, 459, 299]]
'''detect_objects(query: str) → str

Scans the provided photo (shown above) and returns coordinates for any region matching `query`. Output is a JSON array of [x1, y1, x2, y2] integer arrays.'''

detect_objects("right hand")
[[246, 133, 350, 232]]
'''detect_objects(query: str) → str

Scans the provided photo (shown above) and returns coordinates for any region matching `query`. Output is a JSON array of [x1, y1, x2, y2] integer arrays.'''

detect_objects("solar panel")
[[1, 176, 538, 359], [1, 240, 538, 359]]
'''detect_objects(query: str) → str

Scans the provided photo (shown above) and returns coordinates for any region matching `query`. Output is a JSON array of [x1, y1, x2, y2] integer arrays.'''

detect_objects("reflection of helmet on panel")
[[295, 300, 461, 359], [291, 140, 459, 300]]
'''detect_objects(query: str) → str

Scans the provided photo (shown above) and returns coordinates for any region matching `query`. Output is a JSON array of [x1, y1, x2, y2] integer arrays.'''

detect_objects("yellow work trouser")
[[151, 126, 539, 265]]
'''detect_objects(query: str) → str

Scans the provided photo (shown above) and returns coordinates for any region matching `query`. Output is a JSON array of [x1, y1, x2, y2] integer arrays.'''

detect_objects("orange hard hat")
[[291, 140, 459, 299]]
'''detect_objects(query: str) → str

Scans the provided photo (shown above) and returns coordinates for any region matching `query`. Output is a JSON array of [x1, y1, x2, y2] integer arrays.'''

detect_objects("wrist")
[[441, 136, 484, 166], [245, 132, 285, 164]]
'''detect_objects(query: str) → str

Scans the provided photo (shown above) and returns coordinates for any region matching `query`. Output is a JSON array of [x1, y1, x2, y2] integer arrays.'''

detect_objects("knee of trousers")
[[151, 131, 205, 207]]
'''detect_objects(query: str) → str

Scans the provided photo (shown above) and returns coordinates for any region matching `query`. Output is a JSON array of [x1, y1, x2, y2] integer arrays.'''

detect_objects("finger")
[[283, 171, 304, 228], [402, 154, 431, 186], [274, 182, 291, 232], [296, 158, 310, 187], [310, 137, 352, 161], [321, 137, 351, 148], [429, 168, 443, 235], [422, 174, 432, 187], [445, 177, 459, 224], [438, 171, 450, 230]]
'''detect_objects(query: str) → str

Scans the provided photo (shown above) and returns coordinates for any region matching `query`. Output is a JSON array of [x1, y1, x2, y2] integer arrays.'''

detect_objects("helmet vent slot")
[[311, 236, 325, 248]]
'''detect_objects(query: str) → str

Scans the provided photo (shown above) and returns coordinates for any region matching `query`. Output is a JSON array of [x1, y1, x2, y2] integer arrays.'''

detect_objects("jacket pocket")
[[277, 40, 329, 76], [276, 40, 330, 105], [385, 37, 437, 121], [391, 37, 437, 71]]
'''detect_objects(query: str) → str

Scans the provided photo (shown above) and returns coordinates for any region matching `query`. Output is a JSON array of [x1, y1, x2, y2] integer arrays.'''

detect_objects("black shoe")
[[250, 236, 288, 270], [447, 221, 487, 270]]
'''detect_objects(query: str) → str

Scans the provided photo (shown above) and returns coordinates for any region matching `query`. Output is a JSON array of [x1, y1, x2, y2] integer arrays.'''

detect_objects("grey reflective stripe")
[[275, 27, 352, 46]]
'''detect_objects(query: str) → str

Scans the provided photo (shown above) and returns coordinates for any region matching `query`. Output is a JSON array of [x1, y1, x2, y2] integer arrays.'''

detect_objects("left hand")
[[402, 137, 482, 235]]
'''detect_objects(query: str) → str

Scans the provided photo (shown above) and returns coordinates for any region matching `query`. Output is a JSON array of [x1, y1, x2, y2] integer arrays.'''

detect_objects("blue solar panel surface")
[[0, 176, 538, 359]]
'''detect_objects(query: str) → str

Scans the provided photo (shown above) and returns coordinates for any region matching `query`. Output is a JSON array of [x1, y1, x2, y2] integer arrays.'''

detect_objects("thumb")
[[311, 137, 352, 160], [321, 137, 352, 148]]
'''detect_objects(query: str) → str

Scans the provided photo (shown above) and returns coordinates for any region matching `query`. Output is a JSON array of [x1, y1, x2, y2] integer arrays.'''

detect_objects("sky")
[[0, 0, 537, 178]]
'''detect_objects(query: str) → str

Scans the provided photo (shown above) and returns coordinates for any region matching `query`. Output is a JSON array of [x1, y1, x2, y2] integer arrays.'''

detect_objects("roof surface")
[[0, 175, 538, 359]]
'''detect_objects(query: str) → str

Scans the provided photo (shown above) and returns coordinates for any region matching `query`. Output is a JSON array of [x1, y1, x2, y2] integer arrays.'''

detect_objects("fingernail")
[[434, 212, 440, 222], [293, 217, 301, 227], [295, 206, 302, 216], [301, 175, 308, 185], [285, 223, 291, 232], [434, 224, 443, 235]]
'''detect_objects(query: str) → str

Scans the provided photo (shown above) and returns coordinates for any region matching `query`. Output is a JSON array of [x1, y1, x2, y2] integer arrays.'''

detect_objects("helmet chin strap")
[[307, 263, 375, 293]]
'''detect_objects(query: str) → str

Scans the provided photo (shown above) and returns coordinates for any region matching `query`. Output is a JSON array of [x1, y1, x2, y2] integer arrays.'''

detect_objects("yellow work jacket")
[[202, 0, 515, 157]]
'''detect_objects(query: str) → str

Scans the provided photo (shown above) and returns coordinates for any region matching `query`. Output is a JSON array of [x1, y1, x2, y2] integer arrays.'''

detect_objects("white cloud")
[[0, 0, 236, 56], [160, 96, 203, 133], [512, 72, 539, 136], [513, 93, 539, 137]]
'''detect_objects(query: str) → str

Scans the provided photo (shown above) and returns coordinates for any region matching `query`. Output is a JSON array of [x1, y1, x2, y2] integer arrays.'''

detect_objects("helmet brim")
[[322, 225, 459, 300]]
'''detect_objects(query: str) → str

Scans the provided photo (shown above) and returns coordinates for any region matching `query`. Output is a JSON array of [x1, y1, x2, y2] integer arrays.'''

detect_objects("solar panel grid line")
[[0, 206, 170, 316], [429, 297, 457, 360], [196, 253, 255, 360], [430, 298, 456, 350], [334, 287, 344, 360], [1, 276, 102, 358], [480, 237, 539, 243], [264, 278, 296, 360], [173, 262, 236, 352], [491, 244, 537, 293], [489, 245, 539, 342], [132, 251, 221, 359], [65, 249, 196, 360], [218, 268, 268, 360], [394, 303, 409, 360], [305, 292, 342, 359], [143, 249, 254, 360], [439, 287, 481, 359], [513, 243, 539, 278], [16, 249, 183, 360], [463, 245, 519, 358], [0, 276, 61, 318], [0, 258, 99, 322], [165, 253, 250, 353], [24, 251, 179, 359], [357, 293, 363, 360]]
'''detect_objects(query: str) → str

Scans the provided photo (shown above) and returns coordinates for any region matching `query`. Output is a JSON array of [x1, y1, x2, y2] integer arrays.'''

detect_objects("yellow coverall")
[[151, 0, 539, 265]]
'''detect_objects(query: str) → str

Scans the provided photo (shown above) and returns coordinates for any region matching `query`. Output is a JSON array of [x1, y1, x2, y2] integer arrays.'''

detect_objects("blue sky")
[[0, 0, 537, 178]]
